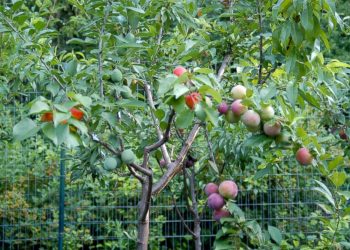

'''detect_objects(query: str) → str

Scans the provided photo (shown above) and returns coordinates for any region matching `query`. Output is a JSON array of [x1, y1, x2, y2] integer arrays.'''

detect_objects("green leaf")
[[69, 119, 88, 134], [301, 3, 314, 31], [328, 156, 343, 171], [29, 100, 50, 114], [268, 226, 283, 245], [244, 134, 273, 148], [126, 7, 145, 14], [68, 92, 92, 108], [53, 111, 71, 127], [157, 76, 177, 97], [299, 89, 321, 110], [173, 84, 189, 99], [101, 112, 117, 127], [194, 68, 213, 74], [227, 202, 245, 222], [42, 122, 57, 145], [175, 109, 194, 129], [116, 99, 146, 109], [204, 106, 219, 126], [330, 172, 347, 187], [13, 118, 40, 141], [199, 85, 222, 103], [55, 124, 69, 145], [254, 166, 272, 180], [313, 180, 335, 207], [286, 83, 298, 107]]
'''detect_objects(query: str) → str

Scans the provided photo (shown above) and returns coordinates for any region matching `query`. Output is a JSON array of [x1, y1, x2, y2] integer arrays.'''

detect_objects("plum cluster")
[[218, 85, 315, 166], [218, 85, 281, 137], [204, 180, 238, 222]]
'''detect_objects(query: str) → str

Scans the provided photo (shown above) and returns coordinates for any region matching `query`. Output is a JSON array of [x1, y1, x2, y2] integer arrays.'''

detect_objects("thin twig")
[[217, 54, 232, 82], [257, 0, 263, 84], [144, 83, 172, 164], [172, 196, 196, 237], [260, 65, 277, 85], [98, 1, 111, 97]]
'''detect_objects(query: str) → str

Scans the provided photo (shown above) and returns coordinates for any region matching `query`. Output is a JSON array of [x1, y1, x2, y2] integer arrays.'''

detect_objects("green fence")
[[0, 103, 341, 249]]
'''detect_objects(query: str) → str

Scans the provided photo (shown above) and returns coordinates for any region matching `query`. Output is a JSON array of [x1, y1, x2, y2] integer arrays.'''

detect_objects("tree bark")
[[137, 180, 151, 250], [188, 168, 201, 250]]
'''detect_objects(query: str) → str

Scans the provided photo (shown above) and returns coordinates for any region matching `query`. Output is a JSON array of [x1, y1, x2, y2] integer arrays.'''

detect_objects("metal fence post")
[[58, 148, 65, 250]]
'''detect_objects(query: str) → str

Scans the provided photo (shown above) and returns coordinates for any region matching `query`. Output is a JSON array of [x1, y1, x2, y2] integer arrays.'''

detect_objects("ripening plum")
[[241, 110, 261, 129], [213, 208, 230, 222], [339, 128, 348, 140], [231, 85, 246, 99], [296, 147, 313, 166], [205, 183, 219, 196], [207, 193, 225, 210], [260, 105, 275, 120], [263, 121, 281, 137], [231, 99, 247, 116], [218, 180, 238, 199], [217, 102, 229, 114]]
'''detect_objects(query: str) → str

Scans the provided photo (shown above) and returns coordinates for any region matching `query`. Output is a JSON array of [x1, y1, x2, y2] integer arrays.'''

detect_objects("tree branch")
[[260, 65, 277, 85], [257, 0, 263, 84], [172, 197, 196, 237], [144, 83, 172, 165], [98, 1, 111, 97], [217, 54, 232, 82], [141, 109, 175, 169], [152, 123, 201, 195]]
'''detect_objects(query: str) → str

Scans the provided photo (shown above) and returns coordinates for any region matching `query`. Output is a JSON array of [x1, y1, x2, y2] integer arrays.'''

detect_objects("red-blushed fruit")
[[263, 121, 281, 137], [213, 208, 230, 222], [204, 183, 219, 196], [70, 108, 84, 120], [41, 112, 53, 122], [241, 110, 261, 129], [339, 128, 348, 140], [231, 85, 246, 99], [185, 92, 201, 110], [207, 193, 225, 210], [260, 105, 275, 121], [231, 99, 247, 116], [217, 102, 229, 114], [159, 158, 166, 167], [296, 147, 313, 166], [173, 66, 187, 77], [60, 120, 68, 125], [218, 180, 238, 199]]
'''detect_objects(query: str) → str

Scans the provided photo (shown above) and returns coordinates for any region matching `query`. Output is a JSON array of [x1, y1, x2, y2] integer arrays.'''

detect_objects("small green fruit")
[[104, 157, 121, 170], [121, 149, 136, 164], [111, 69, 123, 82]]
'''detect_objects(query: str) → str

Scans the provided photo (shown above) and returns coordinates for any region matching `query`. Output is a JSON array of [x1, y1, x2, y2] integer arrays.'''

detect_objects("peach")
[[173, 66, 187, 77], [218, 180, 238, 199]]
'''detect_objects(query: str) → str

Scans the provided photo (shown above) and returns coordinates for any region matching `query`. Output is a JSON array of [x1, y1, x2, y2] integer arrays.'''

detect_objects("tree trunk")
[[137, 180, 151, 250], [189, 168, 202, 250], [194, 219, 201, 250]]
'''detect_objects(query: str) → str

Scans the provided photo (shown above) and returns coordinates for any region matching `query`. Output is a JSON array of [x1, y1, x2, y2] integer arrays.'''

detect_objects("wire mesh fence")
[[0, 101, 345, 249]]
